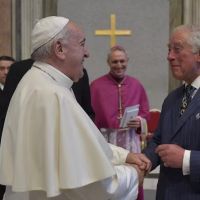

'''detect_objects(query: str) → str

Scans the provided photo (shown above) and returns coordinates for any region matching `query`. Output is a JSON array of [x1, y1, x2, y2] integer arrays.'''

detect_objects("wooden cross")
[[95, 14, 132, 47]]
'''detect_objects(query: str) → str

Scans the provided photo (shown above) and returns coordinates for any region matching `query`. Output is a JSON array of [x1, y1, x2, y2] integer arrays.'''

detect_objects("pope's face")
[[62, 22, 89, 82], [167, 30, 200, 84], [107, 50, 128, 79]]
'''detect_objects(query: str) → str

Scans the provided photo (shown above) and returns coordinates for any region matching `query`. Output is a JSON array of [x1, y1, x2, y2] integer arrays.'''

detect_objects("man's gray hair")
[[31, 25, 70, 61], [107, 45, 129, 62], [174, 25, 200, 53]]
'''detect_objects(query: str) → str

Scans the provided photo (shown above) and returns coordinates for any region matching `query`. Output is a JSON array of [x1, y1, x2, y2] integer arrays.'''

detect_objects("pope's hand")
[[126, 152, 151, 172], [132, 164, 145, 186]]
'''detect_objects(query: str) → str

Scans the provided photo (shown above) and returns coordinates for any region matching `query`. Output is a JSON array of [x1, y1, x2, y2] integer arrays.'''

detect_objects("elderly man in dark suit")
[[140, 25, 200, 199]]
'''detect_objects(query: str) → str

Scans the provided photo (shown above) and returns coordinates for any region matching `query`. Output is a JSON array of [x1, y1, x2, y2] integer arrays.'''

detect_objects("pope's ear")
[[54, 40, 65, 59]]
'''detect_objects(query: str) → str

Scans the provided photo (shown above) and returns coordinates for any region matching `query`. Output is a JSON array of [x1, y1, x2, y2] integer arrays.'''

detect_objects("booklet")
[[120, 104, 139, 128]]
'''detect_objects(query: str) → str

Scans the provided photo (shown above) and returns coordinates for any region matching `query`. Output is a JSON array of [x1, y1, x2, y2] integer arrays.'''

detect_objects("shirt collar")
[[33, 61, 73, 89], [190, 75, 200, 90], [0, 83, 4, 90]]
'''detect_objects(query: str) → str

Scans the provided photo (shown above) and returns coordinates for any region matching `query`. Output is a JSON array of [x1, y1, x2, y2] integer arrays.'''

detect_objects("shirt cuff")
[[182, 150, 191, 175]]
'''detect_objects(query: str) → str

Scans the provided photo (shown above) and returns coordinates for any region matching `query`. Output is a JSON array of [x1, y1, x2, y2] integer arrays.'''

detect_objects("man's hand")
[[127, 117, 141, 129], [126, 152, 152, 172], [155, 144, 184, 168]]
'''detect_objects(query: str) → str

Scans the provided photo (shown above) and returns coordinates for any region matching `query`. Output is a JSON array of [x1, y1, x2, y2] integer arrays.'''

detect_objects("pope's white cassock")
[[0, 61, 139, 200]]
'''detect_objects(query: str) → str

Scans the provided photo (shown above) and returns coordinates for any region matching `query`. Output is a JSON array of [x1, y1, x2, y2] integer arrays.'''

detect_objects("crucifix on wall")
[[95, 14, 132, 47]]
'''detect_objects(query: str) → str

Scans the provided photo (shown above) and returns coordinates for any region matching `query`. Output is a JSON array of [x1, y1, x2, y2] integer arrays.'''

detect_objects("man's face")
[[0, 60, 14, 85], [167, 30, 200, 84], [62, 22, 89, 82], [107, 50, 128, 79]]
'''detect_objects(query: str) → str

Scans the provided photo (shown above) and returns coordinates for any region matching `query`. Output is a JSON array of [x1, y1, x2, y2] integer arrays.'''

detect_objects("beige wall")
[[58, 0, 169, 109], [0, 0, 12, 56]]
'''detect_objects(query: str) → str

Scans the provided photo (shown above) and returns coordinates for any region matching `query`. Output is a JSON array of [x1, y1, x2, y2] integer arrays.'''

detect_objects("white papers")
[[120, 104, 139, 128]]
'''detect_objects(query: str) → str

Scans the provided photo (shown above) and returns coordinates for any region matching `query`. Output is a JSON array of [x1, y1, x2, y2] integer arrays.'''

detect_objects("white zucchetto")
[[31, 16, 69, 54]]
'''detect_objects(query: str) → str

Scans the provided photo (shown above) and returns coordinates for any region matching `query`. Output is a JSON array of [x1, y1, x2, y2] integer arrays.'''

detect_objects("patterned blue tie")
[[180, 85, 195, 116]]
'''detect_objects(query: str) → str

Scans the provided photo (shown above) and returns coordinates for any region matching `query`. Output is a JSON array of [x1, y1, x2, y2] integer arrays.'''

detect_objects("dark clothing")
[[144, 85, 200, 200], [72, 69, 95, 120], [0, 59, 33, 135]]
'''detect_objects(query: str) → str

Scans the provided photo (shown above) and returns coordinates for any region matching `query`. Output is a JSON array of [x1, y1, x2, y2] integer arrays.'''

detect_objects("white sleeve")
[[4, 166, 139, 200], [109, 143, 129, 165], [62, 165, 139, 200]]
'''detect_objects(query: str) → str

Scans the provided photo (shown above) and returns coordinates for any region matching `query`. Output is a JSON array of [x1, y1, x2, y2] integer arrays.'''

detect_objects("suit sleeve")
[[190, 151, 200, 182], [143, 99, 168, 170]]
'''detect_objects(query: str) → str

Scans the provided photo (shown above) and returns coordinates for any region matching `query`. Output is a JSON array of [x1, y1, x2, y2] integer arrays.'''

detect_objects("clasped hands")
[[126, 144, 185, 185], [125, 152, 151, 186]]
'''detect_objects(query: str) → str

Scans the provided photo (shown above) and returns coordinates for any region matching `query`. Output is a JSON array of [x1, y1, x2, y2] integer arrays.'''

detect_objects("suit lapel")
[[172, 88, 200, 139], [170, 95, 182, 134]]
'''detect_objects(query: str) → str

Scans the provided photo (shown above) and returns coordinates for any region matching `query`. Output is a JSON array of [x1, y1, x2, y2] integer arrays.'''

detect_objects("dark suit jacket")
[[144, 85, 200, 200], [72, 69, 95, 120], [0, 59, 94, 139]]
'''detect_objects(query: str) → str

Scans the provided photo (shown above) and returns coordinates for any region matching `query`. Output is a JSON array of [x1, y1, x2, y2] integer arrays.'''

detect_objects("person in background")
[[0, 56, 15, 200], [138, 25, 200, 200], [0, 16, 150, 200], [72, 68, 95, 120], [90, 45, 150, 200], [0, 56, 15, 93]]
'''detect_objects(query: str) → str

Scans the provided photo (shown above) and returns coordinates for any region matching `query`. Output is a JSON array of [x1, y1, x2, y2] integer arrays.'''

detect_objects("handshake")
[[125, 143, 185, 186], [125, 153, 151, 186]]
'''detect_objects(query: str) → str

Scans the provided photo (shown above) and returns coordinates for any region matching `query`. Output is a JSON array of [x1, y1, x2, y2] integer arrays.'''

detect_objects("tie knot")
[[180, 84, 196, 116], [185, 84, 195, 97]]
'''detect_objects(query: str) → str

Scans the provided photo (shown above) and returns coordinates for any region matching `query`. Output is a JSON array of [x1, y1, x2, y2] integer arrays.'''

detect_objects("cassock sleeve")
[[61, 165, 139, 200], [109, 143, 129, 165], [5, 166, 139, 200]]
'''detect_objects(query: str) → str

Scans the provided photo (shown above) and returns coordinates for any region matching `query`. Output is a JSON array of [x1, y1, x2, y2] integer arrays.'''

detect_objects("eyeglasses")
[[168, 44, 185, 54], [168, 42, 196, 54]]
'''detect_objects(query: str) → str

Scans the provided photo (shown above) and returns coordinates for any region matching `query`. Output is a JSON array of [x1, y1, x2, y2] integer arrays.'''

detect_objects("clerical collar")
[[109, 72, 125, 83], [32, 61, 73, 89]]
